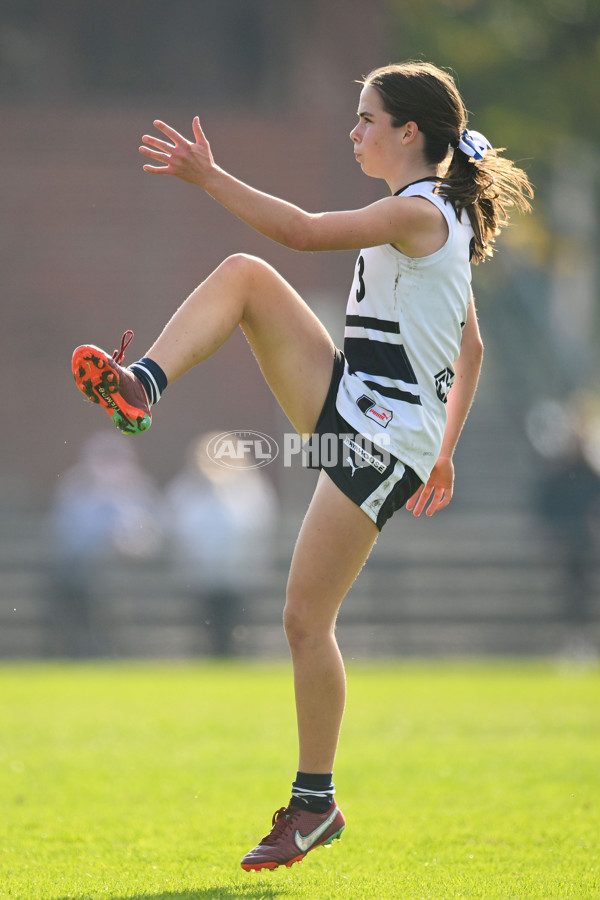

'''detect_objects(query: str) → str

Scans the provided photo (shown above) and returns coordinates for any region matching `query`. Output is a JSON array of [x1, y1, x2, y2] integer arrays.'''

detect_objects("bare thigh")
[[236, 255, 337, 435]]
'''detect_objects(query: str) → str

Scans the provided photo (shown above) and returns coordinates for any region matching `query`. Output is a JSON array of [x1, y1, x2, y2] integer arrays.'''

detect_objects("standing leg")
[[241, 470, 379, 871], [285, 470, 379, 773]]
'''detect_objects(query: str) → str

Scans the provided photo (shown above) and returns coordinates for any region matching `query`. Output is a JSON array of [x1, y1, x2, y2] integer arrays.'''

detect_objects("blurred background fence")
[[1, 0, 599, 659]]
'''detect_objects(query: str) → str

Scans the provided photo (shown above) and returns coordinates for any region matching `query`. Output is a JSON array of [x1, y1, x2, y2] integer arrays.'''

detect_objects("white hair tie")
[[457, 129, 491, 161]]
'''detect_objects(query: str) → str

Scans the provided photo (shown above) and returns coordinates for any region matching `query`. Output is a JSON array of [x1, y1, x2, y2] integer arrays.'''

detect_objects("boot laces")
[[261, 806, 301, 845], [112, 330, 134, 365]]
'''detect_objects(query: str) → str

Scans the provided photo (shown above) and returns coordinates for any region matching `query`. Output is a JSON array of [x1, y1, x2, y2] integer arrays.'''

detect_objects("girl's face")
[[350, 84, 406, 180]]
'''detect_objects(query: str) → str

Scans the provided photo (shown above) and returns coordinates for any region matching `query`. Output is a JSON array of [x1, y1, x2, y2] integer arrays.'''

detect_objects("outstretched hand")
[[406, 455, 454, 518], [139, 117, 214, 185]]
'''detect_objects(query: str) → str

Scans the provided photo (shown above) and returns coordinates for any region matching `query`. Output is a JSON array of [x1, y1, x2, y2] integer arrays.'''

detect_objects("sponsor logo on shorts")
[[343, 437, 387, 474], [346, 455, 359, 477]]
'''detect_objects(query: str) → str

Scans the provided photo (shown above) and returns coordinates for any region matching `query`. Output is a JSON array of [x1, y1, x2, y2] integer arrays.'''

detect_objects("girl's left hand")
[[139, 117, 215, 185], [406, 456, 454, 517]]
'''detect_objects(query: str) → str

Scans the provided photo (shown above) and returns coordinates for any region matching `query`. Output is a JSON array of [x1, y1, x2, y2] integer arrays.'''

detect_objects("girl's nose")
[[350, 124, 360, 143]]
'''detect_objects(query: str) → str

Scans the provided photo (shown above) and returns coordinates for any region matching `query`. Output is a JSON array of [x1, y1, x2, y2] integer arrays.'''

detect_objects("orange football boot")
[[72, 331, 152, 435]]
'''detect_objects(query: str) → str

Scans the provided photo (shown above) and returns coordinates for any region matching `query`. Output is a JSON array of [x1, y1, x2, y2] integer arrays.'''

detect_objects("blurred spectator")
[[164, 432, 278, 656], [527, 396, 600, 638], [45, 432, 162, 656]]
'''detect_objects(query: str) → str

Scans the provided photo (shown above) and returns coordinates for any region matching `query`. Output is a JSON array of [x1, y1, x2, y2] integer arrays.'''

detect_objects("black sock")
[[290, 771, 335, 813], [128, 357, 168, 406]]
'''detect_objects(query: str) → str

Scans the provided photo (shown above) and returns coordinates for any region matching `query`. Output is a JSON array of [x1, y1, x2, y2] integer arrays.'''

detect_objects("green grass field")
[[0, 660, 598, 900]]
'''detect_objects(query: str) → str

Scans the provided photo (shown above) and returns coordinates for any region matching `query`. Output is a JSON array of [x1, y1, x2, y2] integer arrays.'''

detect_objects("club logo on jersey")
[[357, 395, 393, 428], [434, 367, 455, 404]]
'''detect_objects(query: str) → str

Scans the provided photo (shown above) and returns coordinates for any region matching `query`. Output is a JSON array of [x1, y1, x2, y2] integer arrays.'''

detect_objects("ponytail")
[[438, 129, 533, 265]]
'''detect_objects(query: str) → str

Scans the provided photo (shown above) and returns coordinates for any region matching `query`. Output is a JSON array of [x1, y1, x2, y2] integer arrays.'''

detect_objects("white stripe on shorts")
[[360, 460, 406, 524]]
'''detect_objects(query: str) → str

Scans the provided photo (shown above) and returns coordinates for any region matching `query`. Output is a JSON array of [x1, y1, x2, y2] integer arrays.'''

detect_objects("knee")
[[217, 253, 270, 285], [283, 587, 331, 652], [282, 602, 307, 650], [213, 255, 275, 317]]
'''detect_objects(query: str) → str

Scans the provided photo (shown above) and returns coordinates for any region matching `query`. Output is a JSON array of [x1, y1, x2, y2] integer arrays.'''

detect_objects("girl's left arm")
[[406, 293, 484, 517], [139, 117, 437, 252]]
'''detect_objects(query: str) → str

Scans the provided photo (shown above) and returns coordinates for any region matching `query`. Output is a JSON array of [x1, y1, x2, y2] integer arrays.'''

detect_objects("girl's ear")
[[401, 122, 419, 144]]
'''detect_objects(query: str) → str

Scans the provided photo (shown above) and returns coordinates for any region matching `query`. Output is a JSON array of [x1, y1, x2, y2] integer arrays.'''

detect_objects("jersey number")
[[355, 254, 366, 303]]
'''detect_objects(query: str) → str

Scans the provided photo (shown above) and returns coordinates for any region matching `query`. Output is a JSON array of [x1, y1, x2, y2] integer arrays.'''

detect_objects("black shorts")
[[304, 349, 423, 530]]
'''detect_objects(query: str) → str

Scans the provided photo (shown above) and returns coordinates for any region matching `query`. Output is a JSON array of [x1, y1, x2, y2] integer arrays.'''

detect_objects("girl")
[[72, 61, 532, 870]]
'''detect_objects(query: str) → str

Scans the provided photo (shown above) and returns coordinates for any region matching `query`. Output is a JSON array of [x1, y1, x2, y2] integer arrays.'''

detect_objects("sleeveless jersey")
[[335, 178, 474, 484]]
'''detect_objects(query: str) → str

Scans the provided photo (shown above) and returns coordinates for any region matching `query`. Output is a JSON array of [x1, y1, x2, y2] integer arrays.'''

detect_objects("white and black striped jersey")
[[335, 178, 474, 484]]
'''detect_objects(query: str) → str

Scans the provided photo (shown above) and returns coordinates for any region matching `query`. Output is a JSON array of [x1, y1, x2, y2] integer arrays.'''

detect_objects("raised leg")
[[145, 253, 336, 436]]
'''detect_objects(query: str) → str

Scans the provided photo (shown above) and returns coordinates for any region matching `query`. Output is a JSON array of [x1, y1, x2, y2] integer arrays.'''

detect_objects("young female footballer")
[[72, 61, 532, 870]]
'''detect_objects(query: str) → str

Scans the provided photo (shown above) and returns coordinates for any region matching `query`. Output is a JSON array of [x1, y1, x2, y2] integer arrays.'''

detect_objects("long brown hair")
[[364, 62, 533, 263]]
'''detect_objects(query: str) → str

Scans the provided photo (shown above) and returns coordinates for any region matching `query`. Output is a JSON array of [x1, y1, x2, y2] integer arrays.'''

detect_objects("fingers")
[[424, 487, 452, 517], [138, 125, 177, 174], [139, 146, 171, 163], [412, 485, 435, 517], [138, 142, 172, 173], [406, 483, 453, 517], [406, 485, 424, 512], [405, 485, 422, 513], [192, 115, 205, 144], [141, 163, 170, 174], [152, 119, 187, 145], [141, 134, 175, 153]]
